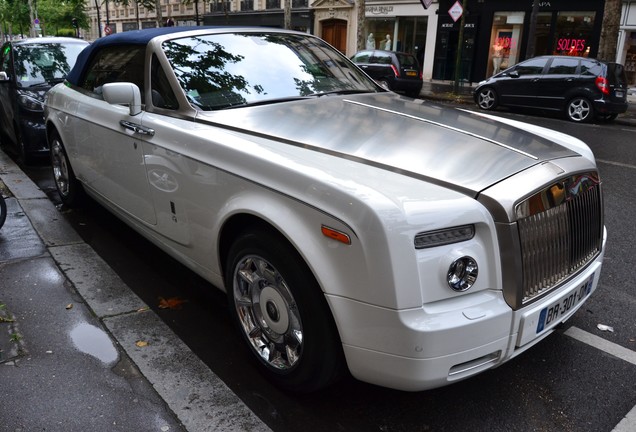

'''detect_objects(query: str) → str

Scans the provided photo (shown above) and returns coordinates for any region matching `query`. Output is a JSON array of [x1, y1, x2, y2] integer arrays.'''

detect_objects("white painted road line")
[[564, 327, 636, 432], [612, 405, 636, 432], [564, 326, 636, 366]]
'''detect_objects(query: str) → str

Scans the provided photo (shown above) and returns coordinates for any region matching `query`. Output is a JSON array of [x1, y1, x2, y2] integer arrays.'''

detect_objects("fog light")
[[447, 256, 478, 292]]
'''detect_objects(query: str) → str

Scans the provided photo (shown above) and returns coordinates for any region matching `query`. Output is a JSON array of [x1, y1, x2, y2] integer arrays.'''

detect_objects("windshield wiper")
[[217, 96, 313, 110], [309, 89, 375, 97], [28, 77, 66, 88]]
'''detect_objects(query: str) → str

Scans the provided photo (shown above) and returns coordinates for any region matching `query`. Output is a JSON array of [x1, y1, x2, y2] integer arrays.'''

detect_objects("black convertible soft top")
[[65, 26, 206, 86]]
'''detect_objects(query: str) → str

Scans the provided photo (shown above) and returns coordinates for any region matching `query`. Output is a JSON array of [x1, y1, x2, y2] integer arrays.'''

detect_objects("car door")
[[70, 44, 157, 225], [0, 43, 17, 145], [496, 57, 549, 107], [534, 57, 580, 111]]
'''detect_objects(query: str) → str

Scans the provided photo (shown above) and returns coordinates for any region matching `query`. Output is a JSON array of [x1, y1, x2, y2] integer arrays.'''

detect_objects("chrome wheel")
[[226, 229, 344, 392], [232, 255, 303, 371], [477, 88, 497, 110], [51, 138, 71, 198], [567, 97, 593, 122]]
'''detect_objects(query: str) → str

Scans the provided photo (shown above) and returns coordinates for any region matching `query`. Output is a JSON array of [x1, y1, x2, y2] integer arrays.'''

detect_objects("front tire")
[[49, 131, 84, 207], [566, 97, 593, 123], [476, 87, 498, 110], [225, 228, 344, 393]]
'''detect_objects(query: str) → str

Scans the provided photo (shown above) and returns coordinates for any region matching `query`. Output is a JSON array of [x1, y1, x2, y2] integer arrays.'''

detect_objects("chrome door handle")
[[120, 120, 155, 136]]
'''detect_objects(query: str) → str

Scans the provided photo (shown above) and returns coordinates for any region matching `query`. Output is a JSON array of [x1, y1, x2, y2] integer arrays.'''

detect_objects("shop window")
[[553, 12, 595, 56], [487, 12, 524, 76]]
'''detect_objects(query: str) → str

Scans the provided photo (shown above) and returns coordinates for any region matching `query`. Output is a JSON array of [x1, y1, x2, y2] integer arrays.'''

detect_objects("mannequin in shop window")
[[383, 34, 392, 51], [367, 33, 375, 50]]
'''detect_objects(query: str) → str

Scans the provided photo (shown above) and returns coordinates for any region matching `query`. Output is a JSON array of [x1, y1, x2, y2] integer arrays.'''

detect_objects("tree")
[[597, 0, 622, 62], [36, 0, 89, 36], [356, 0, 365, 51], [0, 0, 31, 37]]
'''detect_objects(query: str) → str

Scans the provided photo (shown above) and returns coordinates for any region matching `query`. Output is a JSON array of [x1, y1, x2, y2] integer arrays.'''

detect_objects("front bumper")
[[18, 115, 48, 154], [328, 234, 605, 392]]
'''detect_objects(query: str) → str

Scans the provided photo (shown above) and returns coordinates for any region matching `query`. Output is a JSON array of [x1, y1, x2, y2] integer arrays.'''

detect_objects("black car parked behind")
[[0, 37, 88, 164], [474, 55, 628, 123], [351, 50, 423, 98]]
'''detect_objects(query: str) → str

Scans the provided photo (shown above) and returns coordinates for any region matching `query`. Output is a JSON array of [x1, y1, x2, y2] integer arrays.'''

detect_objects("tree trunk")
[[155, 0, 163, 27], [357, 0, 366, 52], [284, 0, 291, 29], [27, 0, 36, 37], [597, 0, 622, 62]]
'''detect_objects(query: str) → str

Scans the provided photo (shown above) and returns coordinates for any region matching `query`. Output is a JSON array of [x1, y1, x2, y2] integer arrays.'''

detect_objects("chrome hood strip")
[[198, 93, 579, 195], [344, 99, 538, 160]]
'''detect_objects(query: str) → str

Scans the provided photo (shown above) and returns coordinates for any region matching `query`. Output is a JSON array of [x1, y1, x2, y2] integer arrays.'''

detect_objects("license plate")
[[536, 273, 594, 334], [406, 71, 417, 76], [615, 90, 624, 98]]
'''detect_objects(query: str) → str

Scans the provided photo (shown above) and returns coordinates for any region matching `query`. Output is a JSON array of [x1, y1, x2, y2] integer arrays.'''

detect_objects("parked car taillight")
[[390, 64, 399, 78], [595, 76, 610, 95]]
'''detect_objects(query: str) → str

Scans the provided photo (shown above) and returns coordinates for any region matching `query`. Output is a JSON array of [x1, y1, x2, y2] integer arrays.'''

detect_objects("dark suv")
[[474, 55, 628, 123], [0, 37, 88, 164], [351, 50, 423, 97]]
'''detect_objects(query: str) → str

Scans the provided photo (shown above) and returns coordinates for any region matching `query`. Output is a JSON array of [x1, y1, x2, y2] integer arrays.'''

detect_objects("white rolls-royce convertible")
[[44, 27, 606, 393]]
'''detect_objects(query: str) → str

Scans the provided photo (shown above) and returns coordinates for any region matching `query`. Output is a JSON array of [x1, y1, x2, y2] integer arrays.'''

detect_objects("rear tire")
[[49, 131, 84, 207], [476, 87, 498, 110], [566, 97, 594, 123], [225, 228, 344, 393]]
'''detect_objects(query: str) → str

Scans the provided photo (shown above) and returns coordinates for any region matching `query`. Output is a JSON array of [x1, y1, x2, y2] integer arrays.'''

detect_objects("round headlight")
[[447, 256, 478, 292]]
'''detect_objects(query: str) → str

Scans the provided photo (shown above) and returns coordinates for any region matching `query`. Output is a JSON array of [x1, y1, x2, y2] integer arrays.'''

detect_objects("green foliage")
[[56, 28, 77, 37], [0, 0, 89, 36]]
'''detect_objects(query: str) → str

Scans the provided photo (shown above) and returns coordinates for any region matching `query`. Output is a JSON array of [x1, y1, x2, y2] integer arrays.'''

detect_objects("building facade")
[[83, 1, 632, 87], [433, 0, 609, 83], [85, 0, 205, 41], [618, 1, 636, 87]]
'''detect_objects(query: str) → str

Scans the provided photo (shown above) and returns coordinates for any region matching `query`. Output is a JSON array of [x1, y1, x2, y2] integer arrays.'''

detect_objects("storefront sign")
[[556, 38, 587, 53], [366, 6, 394, 15], [448, 1, 463, 23]]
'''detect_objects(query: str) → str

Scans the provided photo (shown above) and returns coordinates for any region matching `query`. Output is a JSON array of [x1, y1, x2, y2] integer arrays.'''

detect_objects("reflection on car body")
[[45, 27, 605, 393]]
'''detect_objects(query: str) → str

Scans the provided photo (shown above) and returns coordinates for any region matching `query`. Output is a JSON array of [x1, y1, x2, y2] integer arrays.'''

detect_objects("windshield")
[[14, 42, 87, 88], [163, 32, 378, 110]]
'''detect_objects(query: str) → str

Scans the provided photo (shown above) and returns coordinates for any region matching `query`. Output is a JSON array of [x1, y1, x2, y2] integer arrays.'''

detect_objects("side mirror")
[[509, 71, 520, 78], [102, 82, 142, 116], [0, 71, 9, 81]]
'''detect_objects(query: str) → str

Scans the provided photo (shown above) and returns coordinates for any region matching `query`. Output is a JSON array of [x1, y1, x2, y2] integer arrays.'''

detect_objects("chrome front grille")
[[516, 173, 603, 304]]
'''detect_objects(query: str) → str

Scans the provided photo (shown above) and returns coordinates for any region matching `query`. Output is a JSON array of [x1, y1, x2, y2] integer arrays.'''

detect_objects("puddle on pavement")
[[70, 323, 118, 365]]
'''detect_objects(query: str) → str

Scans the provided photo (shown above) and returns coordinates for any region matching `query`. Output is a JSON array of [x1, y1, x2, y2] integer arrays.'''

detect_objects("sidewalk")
[[0, 151, 270, 432], [418, 80, 636, 127]]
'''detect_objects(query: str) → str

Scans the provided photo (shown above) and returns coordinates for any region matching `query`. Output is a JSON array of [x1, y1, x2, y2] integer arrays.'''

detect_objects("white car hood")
[[198, 93, 581, 196]]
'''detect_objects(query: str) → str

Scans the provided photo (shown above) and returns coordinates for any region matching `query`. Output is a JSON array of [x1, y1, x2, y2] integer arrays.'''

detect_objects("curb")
[[0, 150, 271, 432]]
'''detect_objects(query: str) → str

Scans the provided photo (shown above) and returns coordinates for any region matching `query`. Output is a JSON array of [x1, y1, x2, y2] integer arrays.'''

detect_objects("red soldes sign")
[[556, 38, 587, 53]]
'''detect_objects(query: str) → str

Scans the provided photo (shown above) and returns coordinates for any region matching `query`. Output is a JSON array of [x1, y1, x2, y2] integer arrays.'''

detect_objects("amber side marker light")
[[321, 225, 351, 245]]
